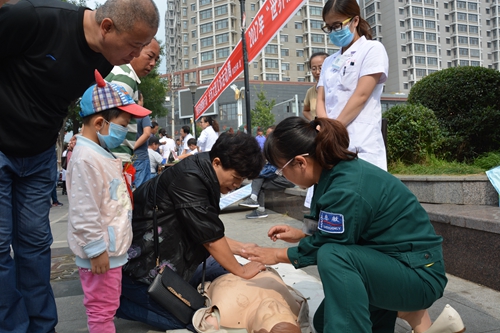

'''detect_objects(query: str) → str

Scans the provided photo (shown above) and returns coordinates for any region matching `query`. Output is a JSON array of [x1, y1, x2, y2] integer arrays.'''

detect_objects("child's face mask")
[[97, 120, 128, 149]]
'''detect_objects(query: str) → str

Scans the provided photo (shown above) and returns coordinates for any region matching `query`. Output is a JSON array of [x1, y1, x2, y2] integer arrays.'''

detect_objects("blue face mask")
[[97, 120, 128, 149], [329, 24, 355, 47]]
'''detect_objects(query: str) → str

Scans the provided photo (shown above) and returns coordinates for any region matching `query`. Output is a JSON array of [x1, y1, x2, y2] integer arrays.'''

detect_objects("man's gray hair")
[[95, 0, 159, 31]]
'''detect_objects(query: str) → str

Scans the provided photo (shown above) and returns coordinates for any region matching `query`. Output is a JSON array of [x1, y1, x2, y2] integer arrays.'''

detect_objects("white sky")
[[91, 0, 167, 73]]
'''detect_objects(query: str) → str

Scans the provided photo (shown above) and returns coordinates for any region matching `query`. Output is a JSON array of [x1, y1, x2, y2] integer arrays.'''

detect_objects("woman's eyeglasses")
[[321, 17, 352, 34], [275, 153, 309, 176]]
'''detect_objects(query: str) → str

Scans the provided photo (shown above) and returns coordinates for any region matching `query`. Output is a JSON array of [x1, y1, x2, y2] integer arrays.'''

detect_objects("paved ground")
[[49, 188, 500, 332]]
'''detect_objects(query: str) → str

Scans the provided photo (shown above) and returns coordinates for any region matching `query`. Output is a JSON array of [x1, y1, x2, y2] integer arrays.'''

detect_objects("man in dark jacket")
[[0, 1, 158, 331], [117, 132, 265, 330]]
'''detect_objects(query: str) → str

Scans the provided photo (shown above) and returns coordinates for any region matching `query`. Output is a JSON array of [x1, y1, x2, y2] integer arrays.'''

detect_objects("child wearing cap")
[[66, 70, 151, 333]]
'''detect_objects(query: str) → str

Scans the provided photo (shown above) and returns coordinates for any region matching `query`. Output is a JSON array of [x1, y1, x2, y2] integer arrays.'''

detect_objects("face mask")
[[97, 121, 128, 149], [329, 24, 355, 47]]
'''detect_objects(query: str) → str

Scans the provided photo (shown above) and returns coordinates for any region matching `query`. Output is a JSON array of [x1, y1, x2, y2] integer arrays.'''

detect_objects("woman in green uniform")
[[243, 117, 448, 333]]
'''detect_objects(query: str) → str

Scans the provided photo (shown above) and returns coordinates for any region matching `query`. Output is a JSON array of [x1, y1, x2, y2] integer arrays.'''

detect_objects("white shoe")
[[423, 304, 465, 333]]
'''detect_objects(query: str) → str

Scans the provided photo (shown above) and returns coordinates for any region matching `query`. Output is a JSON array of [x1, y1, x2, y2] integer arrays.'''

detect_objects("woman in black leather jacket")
[[116, 132, 265, 331]]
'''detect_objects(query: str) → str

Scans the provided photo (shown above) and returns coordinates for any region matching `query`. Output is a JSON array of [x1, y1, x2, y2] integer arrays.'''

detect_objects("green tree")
[[408, 66, 500, 161], [139, 67, 168, 119], [250, 88, 276, 131]]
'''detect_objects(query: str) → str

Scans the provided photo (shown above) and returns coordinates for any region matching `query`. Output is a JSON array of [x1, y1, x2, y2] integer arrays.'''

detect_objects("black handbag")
[[147, 173, 207, 324]]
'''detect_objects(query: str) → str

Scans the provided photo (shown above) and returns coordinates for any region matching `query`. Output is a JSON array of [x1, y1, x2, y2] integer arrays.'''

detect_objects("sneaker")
[[239, 197, 259, 208], [246, 210, 268, 219], [52, 202, 63, 207]]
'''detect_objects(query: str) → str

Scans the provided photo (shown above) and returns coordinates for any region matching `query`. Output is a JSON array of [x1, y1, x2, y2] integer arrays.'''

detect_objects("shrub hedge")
[[407, 66, 500, 161], [385, 104, 444, 164]]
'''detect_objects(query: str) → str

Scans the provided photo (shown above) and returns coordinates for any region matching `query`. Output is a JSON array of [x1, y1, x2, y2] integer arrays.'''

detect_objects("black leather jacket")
[[123, 153, 224, 284]]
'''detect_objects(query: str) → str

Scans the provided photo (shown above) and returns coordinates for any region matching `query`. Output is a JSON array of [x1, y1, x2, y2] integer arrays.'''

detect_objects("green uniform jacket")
[[288, 158, 443, 269]]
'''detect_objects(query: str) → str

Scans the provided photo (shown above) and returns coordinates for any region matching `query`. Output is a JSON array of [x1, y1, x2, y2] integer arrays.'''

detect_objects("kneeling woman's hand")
[[268, 225, 306, 243], [243, 247, 290, 266]]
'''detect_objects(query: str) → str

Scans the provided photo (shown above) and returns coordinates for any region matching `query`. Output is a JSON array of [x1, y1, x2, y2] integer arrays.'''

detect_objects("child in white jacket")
[[67, 70, 151, 333]]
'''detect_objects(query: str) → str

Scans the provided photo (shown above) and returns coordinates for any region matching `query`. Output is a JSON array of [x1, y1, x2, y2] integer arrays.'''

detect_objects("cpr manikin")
[[192, 268, 311, 333]]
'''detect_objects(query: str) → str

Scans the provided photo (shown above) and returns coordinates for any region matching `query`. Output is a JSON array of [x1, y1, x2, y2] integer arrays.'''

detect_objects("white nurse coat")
[[318, 36, 389, 171]]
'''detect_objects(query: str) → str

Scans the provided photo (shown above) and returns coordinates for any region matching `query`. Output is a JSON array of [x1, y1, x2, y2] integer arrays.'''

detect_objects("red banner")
[[194, 0, 306, 120]]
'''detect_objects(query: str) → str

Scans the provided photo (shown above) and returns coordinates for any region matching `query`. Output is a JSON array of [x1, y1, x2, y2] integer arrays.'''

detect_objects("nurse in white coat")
[[316, 0, 388, 171]]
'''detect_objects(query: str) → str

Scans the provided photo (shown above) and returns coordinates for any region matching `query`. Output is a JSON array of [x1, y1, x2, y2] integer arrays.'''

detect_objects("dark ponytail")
[[264, 117, 356, 170], [322, 0, 372, 40], [202, 115, 219, 133]]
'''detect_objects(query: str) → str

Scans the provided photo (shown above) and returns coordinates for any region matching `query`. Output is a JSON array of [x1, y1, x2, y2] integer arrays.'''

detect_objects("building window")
[[412, 6, 423, 15], [192, 30, 196, 38], [295, 22, 302, 29], [251, 4, 256, 11], [401, 45, 406, 52], [470, 37, 479, 45], [459, 60, 469, 66], [295, 36, 304, 43], [200, 9, 212, 19], [427, 45, 437, 53], [414, 43, 425, 52], [282, 63, 290, 71], [458, 36, 468, 44], [414, 31, 424, 40], [415, 56, 426, 64], [469, 25, 478, 34], [216, 33, 229, 44], [182, 7, 187, 16], [281, 49, 289, 56], [426, 32, 436, 41], [425, 20, 436, 29], [265, 59, 279, 69], [216, 47, 230, 58], [200, 0, 211, 5], [428, 57, 438, 65], [400, 20, 405, 27], [201, 50, 214, 61], [413, 19, 424, 27], [297, 63, 305, 71], [264, 44, 278, 54], [266, 74, 279, 81], [214, 5, 228, 16], [296, 50, 304, 57], [468, 14, 478, 22], [183, 47, 189, 55], [470, 49, 480, 58], [311, 34, 324, 43], [416, 68, 426, 77], [200, 36, 213, 47], [183, 34, 188, 42], [192, 57, 198, 65], [471, 61, 480, 66], [425, 8, 434, 17], [310, 20, 323, 30], [192, 44, 197, 51], [280, 34, 289, 42], [200, 22, 213, 33], [191, 3, 196, 10], [309, 6, 322, 16], [215, 19, 228, 29]]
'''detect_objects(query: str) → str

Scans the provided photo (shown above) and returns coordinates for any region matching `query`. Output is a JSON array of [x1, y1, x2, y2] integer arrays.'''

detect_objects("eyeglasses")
[[321, 17, 353, 34], [275, 153, 309, 177]]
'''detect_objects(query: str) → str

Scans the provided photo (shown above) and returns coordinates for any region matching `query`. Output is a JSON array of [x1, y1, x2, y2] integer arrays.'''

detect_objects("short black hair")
[[187, 138, 197, 146], [148, 136, 160, 145], [151, 121, 159, 128], [209, 132, 264, 179], [181, 125, 190, 134]]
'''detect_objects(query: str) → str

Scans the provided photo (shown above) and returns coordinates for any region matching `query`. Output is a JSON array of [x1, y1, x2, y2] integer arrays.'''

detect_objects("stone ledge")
[[396, 175, 499, 206]]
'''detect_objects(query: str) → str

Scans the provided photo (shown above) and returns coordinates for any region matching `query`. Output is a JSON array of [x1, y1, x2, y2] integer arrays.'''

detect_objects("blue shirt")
[[255, 135, 266, 151], [134, 116, 152, 160]]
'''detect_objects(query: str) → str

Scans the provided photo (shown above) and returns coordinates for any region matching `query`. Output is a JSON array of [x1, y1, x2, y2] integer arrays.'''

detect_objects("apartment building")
[[164, 0, 338, 87]]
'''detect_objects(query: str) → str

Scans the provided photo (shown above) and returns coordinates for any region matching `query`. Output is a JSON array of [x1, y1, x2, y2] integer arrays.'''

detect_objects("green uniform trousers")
[[313, 243, 447, 333]]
